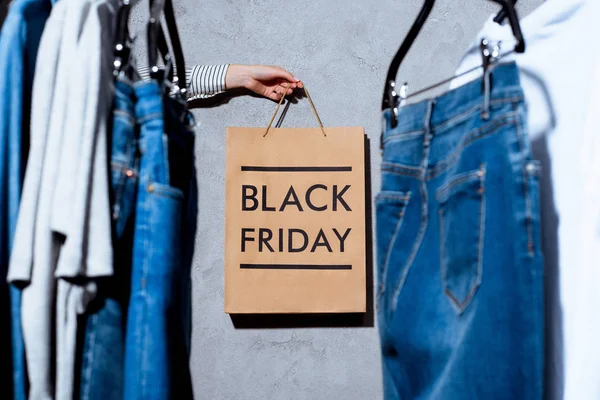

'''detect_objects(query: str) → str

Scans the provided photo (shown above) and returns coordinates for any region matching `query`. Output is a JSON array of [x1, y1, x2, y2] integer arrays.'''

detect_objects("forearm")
[[137, 64, 230, 100]]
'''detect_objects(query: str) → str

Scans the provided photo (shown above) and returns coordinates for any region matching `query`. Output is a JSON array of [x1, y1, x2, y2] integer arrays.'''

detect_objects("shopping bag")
[[225, 89, 367, 314]]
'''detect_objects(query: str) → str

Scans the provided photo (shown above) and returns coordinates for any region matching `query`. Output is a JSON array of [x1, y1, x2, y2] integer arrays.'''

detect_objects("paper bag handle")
[[264, 87, 327, 137]]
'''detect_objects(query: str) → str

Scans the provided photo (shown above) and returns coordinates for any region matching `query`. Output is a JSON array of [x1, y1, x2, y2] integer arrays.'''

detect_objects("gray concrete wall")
[[132, 1, 542, 398]]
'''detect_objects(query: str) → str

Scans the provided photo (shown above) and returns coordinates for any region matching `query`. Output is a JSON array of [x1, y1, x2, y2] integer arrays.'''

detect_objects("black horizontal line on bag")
[[241, 166, 352, 172], [240, 264, 352, 270]]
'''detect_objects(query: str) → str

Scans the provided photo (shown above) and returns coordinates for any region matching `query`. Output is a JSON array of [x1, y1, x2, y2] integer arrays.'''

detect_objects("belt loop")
[[482, 69, 491, 120], [425, 100, 434, 132], [424, 99, 435, 145]]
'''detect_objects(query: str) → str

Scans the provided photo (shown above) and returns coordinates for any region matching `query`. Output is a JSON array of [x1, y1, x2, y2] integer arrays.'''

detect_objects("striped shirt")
[[138, 64, 229, 100]]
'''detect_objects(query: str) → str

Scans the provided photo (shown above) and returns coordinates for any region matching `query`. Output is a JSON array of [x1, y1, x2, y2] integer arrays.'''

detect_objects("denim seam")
[[110, 170, 127, 220], [381, 162, 421, 177], [110, 161, 138, 218], [381, 130, 425, 145], [391, 178, 427, 314], [439, 165, 486, 314], [80, 313, 98, 400], [436, 169, 482, 203], [148, 182, 184, 200], [382, 95, 523, 145], [391, 101, 434, 313], [137, 112, 163, 124], [431, 114, 517, 179], [433, 96, 523, 137], [376, 192, 411, 309], [114, 92, 134, 104], [162, 133, 170, 186], [113, 109, 136, 125], [511, 103, 534, 256], [381, 113, 517, 180], [376, 192, 412, 202], [110, 161, 138, 177], [140, 177, 151, 398]]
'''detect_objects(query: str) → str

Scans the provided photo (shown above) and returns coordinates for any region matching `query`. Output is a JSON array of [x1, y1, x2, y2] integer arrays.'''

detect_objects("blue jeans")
[[124, 80, 194, 400], [0, 0, 51, 398], [377, 63, 544, 399], [78, 78, 139, 400]]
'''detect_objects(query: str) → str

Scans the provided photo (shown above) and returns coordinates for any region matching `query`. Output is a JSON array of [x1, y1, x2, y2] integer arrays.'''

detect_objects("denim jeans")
[[123, 80, 194, 400], [0, 0, 51, 398], [78, 78, 138, 400], [377, 63, 544, 399]]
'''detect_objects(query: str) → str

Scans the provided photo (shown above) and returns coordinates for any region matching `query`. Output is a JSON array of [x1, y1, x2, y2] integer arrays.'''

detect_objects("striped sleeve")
[[137, 64, 229, 101]]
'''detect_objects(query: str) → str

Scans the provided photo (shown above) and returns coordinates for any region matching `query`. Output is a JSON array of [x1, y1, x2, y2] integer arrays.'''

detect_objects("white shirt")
[[7, 0, 74, 398], [8, 1, 229, 396], [53, 0, 121, 397], [450, 1, 600, 398]]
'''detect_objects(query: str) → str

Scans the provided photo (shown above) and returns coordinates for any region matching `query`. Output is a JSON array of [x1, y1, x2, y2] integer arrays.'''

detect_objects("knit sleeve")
[[137, 64, 230, 100]]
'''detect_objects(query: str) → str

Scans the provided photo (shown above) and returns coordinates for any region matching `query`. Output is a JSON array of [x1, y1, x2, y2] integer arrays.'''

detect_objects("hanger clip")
[[480, 39, 501, 119], [480, 39, 501, 92], [386, 80, 408, 130]]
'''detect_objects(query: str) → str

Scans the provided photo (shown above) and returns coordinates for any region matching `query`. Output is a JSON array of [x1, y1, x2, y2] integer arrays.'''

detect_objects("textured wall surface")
[[130, 1, 542, 399]]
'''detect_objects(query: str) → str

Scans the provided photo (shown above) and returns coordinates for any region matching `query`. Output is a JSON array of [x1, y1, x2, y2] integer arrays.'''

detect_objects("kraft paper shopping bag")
[[225, 89, 367, 314]]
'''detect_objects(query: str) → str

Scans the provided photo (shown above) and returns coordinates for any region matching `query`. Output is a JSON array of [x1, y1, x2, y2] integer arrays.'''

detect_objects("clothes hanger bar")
[[382, 0, 525, 130], [403, 49, 516, 101]]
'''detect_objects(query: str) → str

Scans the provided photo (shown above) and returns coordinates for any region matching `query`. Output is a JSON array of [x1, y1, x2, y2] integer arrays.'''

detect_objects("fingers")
[[267, 91, 283, 101], [279, 81, 295, 89], [262, 83, 287, 101], [268, 67, 299, 84], [276, 83, 295, 96], [246, 75, 300, 101], [278, 77, 304, 89]]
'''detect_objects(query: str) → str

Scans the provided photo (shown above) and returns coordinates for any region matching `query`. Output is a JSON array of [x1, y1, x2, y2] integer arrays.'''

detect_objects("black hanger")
[[490, 0, 524, 52], [382, 0, 525, 128], [147, 0, 187, 94], [163, 0, 186, 91], [114, 0, 171, 78], [494, 0, 517, 24], [381, 0, 435, 112], [113, 0, 133, 76]]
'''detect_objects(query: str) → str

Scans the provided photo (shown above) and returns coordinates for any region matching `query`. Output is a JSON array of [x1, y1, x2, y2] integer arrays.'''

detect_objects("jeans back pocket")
[[436, 165, 486, 314], [375, 191, 412, 306]]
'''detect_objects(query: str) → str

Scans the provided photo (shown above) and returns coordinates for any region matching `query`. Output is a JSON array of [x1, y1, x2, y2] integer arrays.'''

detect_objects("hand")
[[225, 64, 304, 101]]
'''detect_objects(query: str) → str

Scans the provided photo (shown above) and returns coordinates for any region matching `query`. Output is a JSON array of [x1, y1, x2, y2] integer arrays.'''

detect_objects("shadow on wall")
[[519, 67, 563, 400], [188, 86, 306, 110]]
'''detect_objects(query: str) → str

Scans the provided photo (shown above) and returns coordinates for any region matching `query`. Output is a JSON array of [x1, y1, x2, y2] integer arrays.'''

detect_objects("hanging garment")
[[575, 48, 600, 400], [53, 0, 118, 395], [7, 1, 70, 398], [0, 0, 51, 398], [448, 1, 600, 398], [78, 59, 223, 397], [78, 77, 139, 400], [123, 79, 195, 400], [377, 63, 544, 399]]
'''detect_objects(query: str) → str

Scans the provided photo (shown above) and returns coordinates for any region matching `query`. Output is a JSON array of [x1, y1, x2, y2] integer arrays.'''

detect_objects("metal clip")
[[479, 39, 500, 120], [389, 80, 408, 128], [381, 80, 409, 153]]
